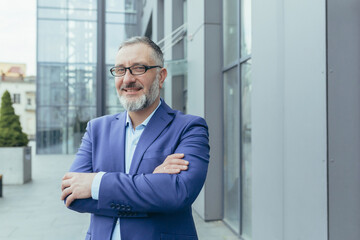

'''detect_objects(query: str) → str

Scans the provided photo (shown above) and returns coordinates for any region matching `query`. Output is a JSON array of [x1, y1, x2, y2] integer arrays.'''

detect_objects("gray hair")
[[118, 36, 164, 67]]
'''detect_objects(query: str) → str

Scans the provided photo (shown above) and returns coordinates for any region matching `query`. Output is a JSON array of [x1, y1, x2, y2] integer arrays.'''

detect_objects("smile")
[[123, 87, 142, 92]]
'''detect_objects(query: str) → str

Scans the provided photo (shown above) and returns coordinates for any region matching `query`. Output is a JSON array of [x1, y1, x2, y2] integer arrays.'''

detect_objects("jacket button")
[[116, 204, 120, 210], [110, 203, 115, 209]]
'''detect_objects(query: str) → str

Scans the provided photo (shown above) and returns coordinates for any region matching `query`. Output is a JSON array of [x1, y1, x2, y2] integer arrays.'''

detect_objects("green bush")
[[0, 90, 29, 147]]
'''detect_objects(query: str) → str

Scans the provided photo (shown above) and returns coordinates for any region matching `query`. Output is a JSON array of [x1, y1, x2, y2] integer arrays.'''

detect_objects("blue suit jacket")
[[68, 101, 210, 240]]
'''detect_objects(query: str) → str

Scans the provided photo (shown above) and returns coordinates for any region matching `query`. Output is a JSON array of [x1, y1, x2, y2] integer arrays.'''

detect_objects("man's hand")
[[60, 172, 97, 207], [153, 153, 189, 174]]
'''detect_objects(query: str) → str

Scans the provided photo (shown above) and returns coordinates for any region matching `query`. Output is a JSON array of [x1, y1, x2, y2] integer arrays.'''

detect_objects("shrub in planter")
[[0, 90, 30, 184], [0, 90, 29, 146]]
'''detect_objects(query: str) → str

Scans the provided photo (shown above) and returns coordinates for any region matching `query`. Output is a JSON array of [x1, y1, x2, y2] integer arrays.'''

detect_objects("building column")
[[187, 0, 223, 221]]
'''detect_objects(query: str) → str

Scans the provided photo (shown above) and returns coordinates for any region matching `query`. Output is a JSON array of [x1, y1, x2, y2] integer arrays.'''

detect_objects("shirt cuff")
[[91, 171, 106, 200]]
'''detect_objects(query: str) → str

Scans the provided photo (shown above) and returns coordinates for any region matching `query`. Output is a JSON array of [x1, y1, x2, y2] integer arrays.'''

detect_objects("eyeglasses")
[[110, 64, 162, 77]]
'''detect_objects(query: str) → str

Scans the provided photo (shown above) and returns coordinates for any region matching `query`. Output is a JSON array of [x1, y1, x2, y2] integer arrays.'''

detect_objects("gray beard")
[[118, 75, 160, 112]]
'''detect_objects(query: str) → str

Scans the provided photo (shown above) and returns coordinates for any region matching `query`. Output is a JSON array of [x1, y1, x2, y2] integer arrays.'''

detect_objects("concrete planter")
[[0, 147, 32, 184]]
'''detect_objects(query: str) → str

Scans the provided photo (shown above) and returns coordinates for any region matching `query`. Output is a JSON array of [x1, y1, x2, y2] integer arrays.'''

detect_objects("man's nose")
[[122, 69, 136, 84]]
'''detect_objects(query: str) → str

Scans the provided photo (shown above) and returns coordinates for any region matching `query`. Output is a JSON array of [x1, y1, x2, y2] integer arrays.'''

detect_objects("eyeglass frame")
[[109, 64, 162, 77]]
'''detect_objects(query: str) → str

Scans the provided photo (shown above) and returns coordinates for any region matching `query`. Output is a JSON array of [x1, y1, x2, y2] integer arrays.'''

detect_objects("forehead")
[[115, 43, 154, 65]]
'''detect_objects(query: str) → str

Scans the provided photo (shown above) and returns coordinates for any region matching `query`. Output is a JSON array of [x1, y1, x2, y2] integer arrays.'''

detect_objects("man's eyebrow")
[[115, 62, 148, 67]]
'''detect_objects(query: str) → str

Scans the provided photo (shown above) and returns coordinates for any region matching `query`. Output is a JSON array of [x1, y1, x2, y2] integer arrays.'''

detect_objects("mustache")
[[120, 82, 144, 90]]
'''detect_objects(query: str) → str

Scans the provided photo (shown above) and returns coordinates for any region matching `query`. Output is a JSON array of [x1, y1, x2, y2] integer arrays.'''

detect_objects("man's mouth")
[[120, 83, 143, 93], [123, 87, 142, 92]]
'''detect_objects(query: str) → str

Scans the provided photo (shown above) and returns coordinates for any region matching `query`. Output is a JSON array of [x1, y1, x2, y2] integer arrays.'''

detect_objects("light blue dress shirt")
[[91, 101, 161, 240]]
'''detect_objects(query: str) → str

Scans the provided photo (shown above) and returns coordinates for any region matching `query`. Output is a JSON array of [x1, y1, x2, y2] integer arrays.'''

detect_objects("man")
[[60, 36, 210, 240]]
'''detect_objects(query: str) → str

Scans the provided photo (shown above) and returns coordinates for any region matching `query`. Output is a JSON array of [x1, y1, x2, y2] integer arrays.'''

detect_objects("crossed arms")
[[60, 117, 210, 217], [60, 153, 188, 207]]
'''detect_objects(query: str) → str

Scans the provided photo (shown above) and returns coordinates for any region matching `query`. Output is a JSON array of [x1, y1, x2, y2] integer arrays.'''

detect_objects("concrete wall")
[[252, 0, 328, 239]]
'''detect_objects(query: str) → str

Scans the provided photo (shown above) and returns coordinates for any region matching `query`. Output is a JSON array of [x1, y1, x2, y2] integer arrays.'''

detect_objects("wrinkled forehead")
[[115, 43, 156, 65]]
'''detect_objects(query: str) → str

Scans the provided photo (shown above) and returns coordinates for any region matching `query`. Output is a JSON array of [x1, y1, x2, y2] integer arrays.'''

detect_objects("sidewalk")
[[0, 151, 238, 240]]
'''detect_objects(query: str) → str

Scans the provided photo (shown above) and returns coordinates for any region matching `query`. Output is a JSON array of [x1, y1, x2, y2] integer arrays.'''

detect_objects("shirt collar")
[[126, 100, 162, 128]]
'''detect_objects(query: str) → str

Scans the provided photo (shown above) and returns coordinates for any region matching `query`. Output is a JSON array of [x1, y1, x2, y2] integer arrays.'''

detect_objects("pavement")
[[0, 144, 238, 240]]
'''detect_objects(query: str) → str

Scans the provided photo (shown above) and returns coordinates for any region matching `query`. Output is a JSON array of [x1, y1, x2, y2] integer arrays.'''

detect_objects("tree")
[[0, 90, 28, 147]]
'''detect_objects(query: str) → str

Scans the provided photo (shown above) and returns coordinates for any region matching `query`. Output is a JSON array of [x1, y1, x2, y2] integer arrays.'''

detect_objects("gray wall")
[[252, 0, 328, 239], [327, 0, 360, 239]]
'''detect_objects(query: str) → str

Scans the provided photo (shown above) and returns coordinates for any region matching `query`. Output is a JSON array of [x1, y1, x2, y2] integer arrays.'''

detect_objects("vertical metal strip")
[[96, 0, 106, 117]]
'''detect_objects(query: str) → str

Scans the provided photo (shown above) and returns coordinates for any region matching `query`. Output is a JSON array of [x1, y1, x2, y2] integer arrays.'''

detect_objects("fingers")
[[153, 153, 189, 174], [62, 172, 73, 180], [65, 194, 75, 207], [61, 186, 71, 201], [60, 172, 95, 206], [165, 153, 185, 160], [164, 158, 189, 166], [61, 179, 71, 191]]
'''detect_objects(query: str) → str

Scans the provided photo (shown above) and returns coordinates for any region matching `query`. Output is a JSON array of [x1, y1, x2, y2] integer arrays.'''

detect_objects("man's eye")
[[116, 68, 125, 73], [132, 66, 145, 71]]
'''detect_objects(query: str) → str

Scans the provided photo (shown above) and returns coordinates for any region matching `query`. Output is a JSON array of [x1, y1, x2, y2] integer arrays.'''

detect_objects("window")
[[27, 98, 32, 106], [13, 94, 21, 104], [223, 0, 252, 238]]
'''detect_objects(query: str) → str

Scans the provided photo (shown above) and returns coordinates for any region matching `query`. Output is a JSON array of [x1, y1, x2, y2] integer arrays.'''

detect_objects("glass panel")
[[37, 106, 67, 154], [37, 64, 67, 106], [241, 60, 252, 239], [68, 9, 97, 21], [38, 7, 97, 21], [38, 0, 67, 8], [106, 12, 137, 24], [67, 106, 96, 153], [67, 64, 96, 106], [105, 24, 137, 64], [164, 59, 187, 76], [68, 0, 97, 10], [38, 8, 67, 20], [241, 0, 252, 57], [38, 20, 67, 62], [223, 0, 239, 66], [223, 67, 240, 233], [68, 21, 97, 64], [37, 106, 95, 154], [106, 0, 136, 12], [105, 64, 124, 115]]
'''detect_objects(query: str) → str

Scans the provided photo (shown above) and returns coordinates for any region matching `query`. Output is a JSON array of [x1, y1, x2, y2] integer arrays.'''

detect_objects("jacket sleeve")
[[97, 117, 210, 214]]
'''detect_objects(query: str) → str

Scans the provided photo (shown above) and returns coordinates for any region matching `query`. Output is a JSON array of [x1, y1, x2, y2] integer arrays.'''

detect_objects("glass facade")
[[223, 0, 252, 238], [37, 0, 137, 154]]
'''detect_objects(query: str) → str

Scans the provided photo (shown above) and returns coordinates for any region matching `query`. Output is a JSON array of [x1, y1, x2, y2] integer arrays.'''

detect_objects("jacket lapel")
[[109, 113, 126, 172], [129, 102, 175, 175]]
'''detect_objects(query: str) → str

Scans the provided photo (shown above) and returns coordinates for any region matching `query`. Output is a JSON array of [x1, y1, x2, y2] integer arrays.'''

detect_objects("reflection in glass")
[[223, 0, 239, 66], [223, 67, 240, 233], [38, 20, 67, 63], [68, 21, 97, 64], [241, 60, 252, 240], [37, 106, 95, 154], [241, 0, 252, 57], [37, 0, 97, 154]]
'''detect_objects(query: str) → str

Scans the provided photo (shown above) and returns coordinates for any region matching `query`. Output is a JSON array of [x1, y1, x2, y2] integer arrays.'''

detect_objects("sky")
[[0, 0, 37, 76]]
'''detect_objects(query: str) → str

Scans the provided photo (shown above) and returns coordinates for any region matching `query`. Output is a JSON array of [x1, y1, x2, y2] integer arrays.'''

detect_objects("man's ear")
[[159, 68, 167, 89]]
